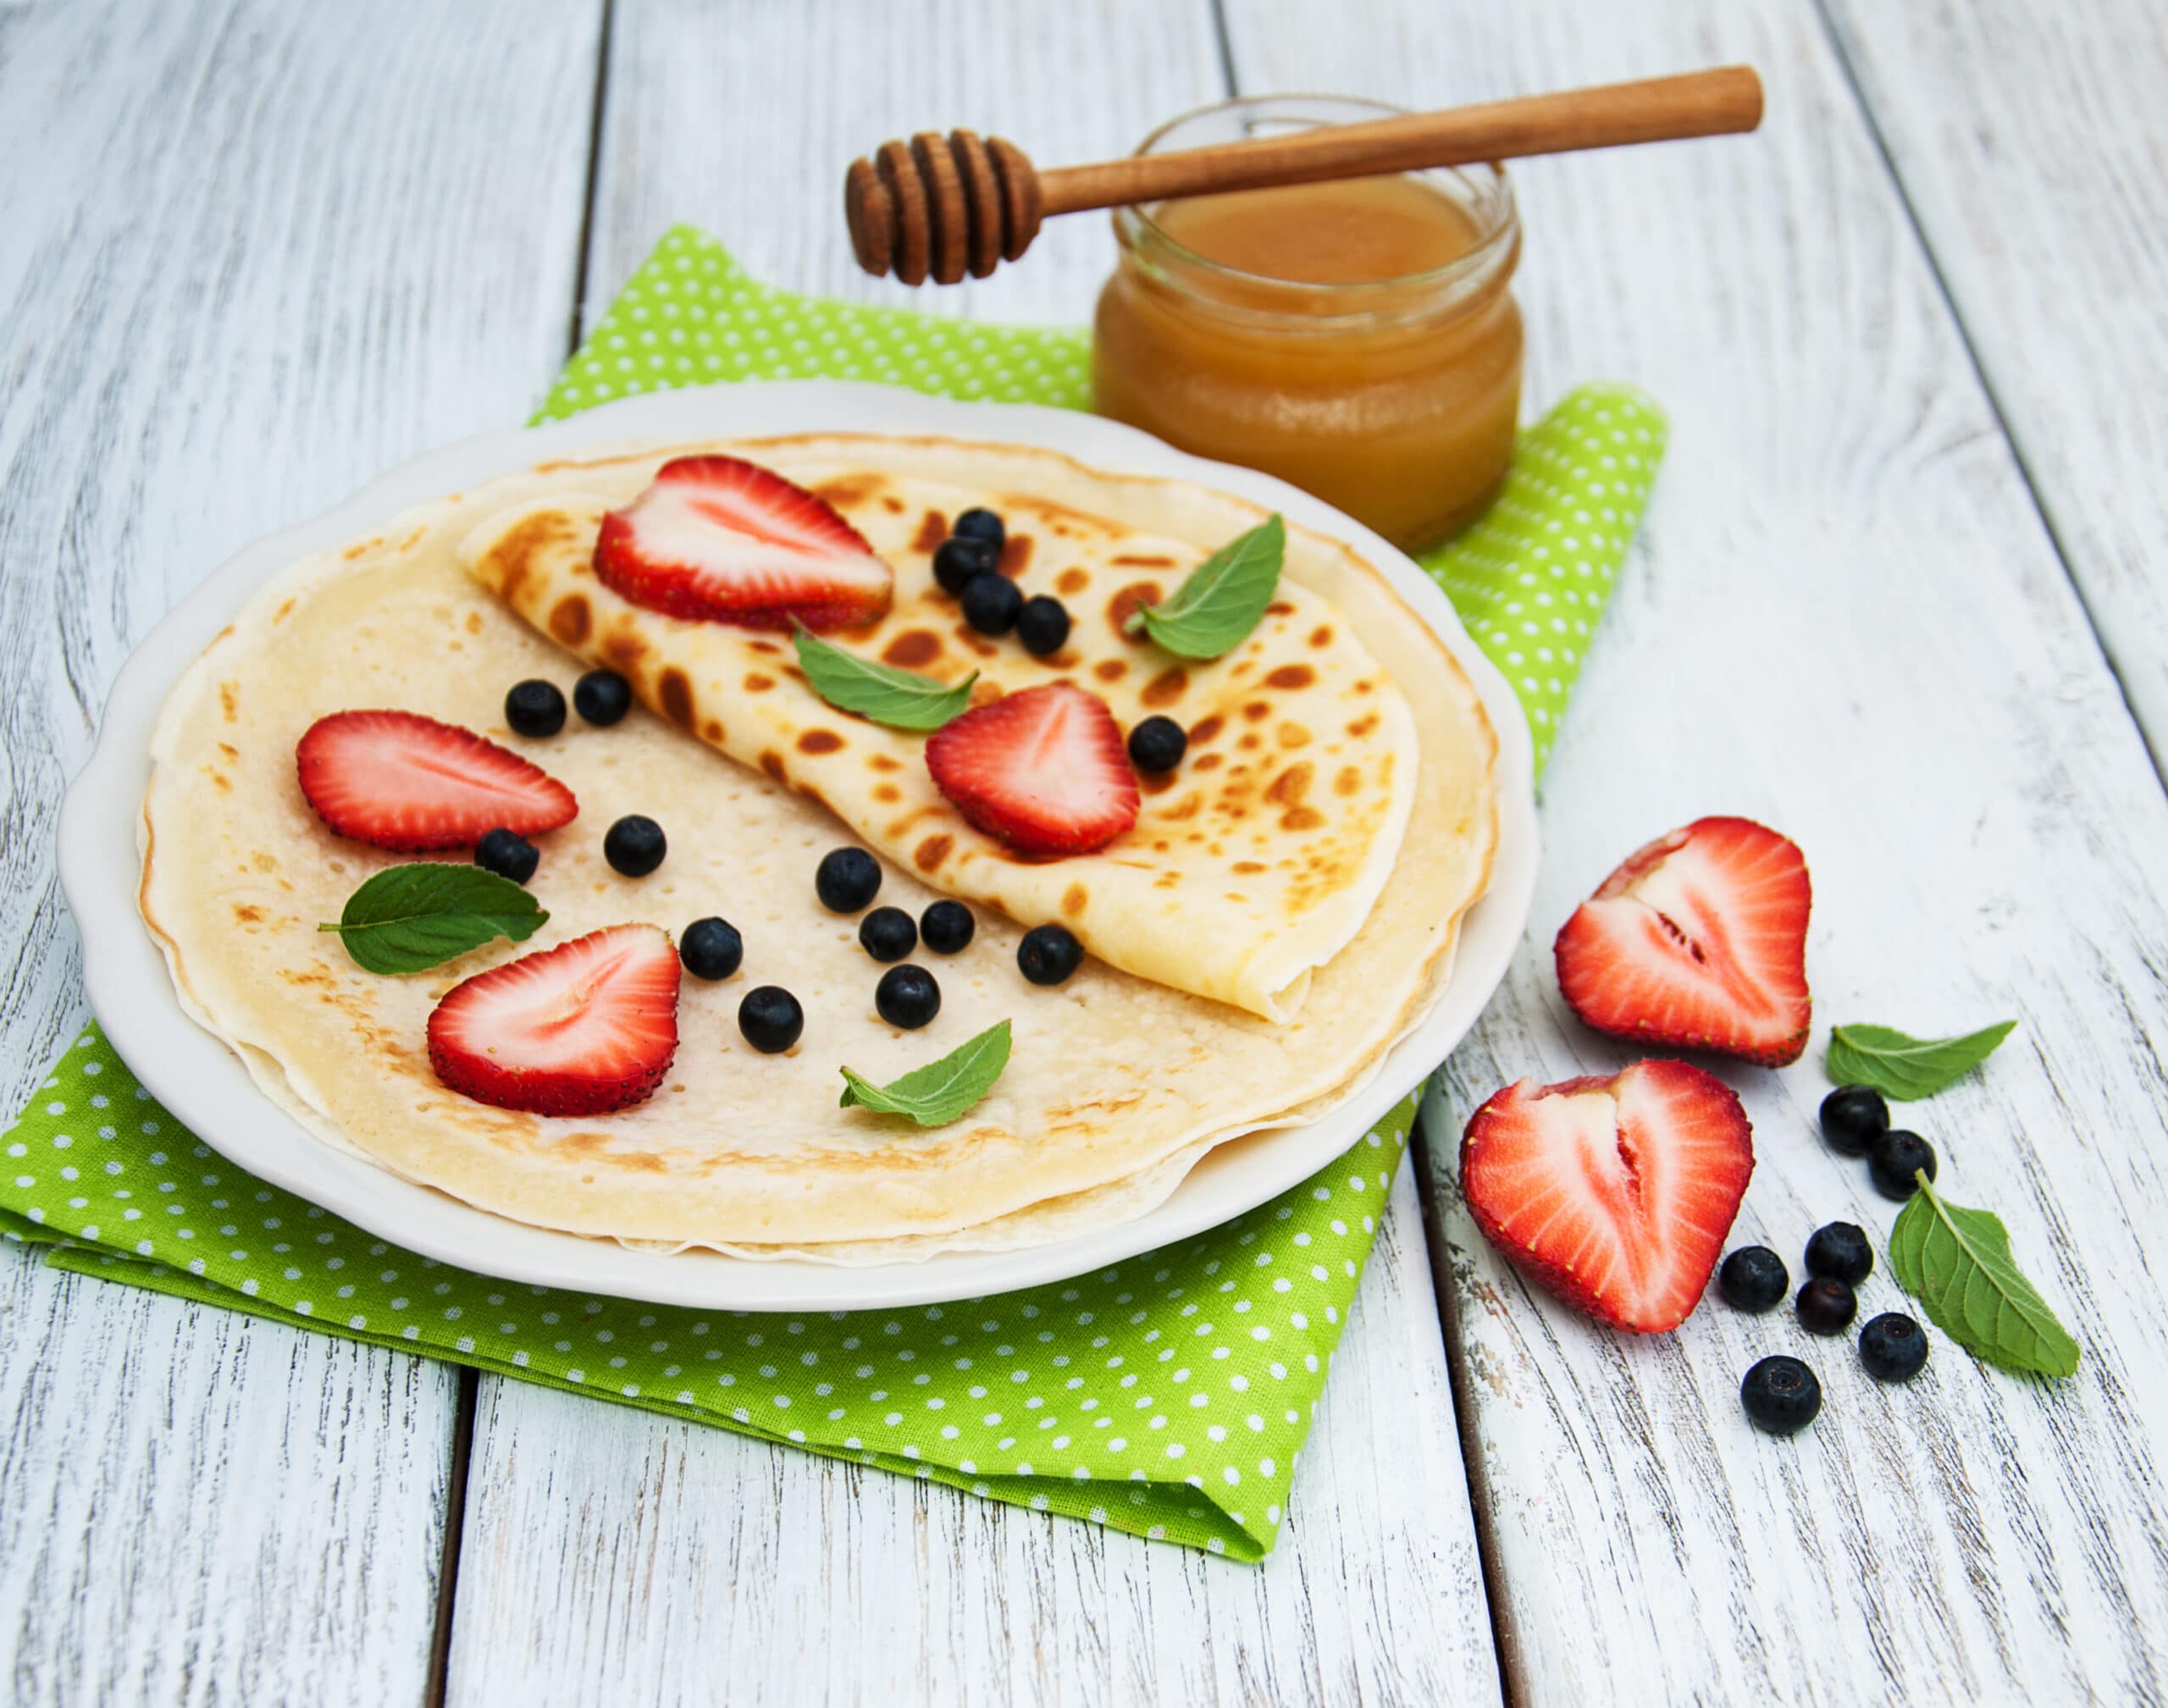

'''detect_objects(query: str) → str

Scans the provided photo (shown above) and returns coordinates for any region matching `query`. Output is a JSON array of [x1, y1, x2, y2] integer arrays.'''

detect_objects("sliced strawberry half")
[[427, 924, 681, 1117], [296, 710, 578, 852], [924, 683, 1140, 856], [1554, 815, 1811, 1067], [594, 455, 893, 631], [1461, 1059, 1754, 1334]]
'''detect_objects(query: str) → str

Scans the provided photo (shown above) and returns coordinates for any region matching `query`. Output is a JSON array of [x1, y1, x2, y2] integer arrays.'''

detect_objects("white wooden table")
[[3, 2, 2165, 1701]]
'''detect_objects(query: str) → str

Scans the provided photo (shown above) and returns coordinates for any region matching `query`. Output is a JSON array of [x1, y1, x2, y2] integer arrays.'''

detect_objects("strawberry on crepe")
[[926, 684, 1139, 856], [595, 455, 892, 630], [296, 710, 578, 850]]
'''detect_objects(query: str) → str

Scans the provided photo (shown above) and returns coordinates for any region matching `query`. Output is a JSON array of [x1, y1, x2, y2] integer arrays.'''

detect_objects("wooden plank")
[[444, 3, 1503, 1701], [0, 1, 604, 1700], [1820, 0, 2168, 774], [1219, 1, 2168, 1702]]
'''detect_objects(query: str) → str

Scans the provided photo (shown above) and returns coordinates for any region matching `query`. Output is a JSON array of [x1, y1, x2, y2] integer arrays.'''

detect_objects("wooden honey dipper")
[[846, 66, 1763, 285]]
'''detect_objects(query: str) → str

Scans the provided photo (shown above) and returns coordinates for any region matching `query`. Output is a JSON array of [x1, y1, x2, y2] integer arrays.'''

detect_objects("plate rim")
[[57, 379, 1538, 1311]]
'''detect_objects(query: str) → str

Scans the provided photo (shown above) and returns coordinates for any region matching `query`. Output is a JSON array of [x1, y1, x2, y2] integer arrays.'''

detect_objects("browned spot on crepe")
[[1265, 664, 1316, 691], [1277, 722, 1312, 749], [1347, 712, 1380, 738], [915, 833, 953, 872], [1281, 806, 1326, 832], [1141, 666, 1188, 708], [1092, 659, 1128, 683], [233, 904, 264, 924], [603, 629, 647, 673], [1336, 765, 1364, 797], [550, 593, 591, 645], [1061, 882, 1088, 917], [1309, 625, 1334, 648], [219, 683, 239, 721], [797, 728, 844, 755], [744, 672, 776, 693], [1265, 762, 1314, 806], [1242, 701, 1271, 722], [812, 474, 882, 508], [1107, 582, 1161, 641], [881, 629, 942, 668], [1056, 567, 1090, 596], [997, 534, 1032, 577], [658, 667, 695, 730], [1137, 770, 1176, 796], [703, 719, 725, 742], [1188, 715, 1224, 746], [760, 750, 788, 784], [1265, 600, 1296, 617], [1112, 554, 1174, 567], [1232, 862, 1266, 876], [1191, 754, 1224, 773], [868, 754, 903, 773], [910, 509, 948, 554], [274, 596, 297, 621], [873, 783, 901, 804]]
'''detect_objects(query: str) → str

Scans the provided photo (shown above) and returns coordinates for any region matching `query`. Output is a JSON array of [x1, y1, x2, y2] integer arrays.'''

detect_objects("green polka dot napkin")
[[5, 226, 1662, 1562]]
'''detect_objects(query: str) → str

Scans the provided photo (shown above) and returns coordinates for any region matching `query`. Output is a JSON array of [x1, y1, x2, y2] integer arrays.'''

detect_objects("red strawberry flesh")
[[594, 455, 892, 631], [1460, 1059, 1754, 1334], [1554, 815, 1811, 1066], [296, 710, 578, 852], [924, 683, 1140, 855], [427, 924, 681, 1117]]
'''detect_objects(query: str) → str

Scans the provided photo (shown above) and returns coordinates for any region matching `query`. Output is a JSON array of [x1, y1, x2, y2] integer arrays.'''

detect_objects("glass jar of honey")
[[1092, 95, 1524, 553]]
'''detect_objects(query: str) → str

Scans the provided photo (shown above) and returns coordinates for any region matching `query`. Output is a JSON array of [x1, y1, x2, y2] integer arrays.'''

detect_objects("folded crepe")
[[139, 434, 1497, 1257]]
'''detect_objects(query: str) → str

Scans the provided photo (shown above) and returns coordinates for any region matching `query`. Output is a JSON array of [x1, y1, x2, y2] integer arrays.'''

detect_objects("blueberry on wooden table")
[[738, 986, 804, 1053], [952, 507, 1005, 552], [815, 847, 882, 913], [934, 535, 998, 596], [1796, 1276, 1859, 1335], [921, 900, 975, 954], [573, 667, 633, 727], [1741, 1355, 1822, 1436], [679, 917, 743, 981], [1805, 1221, 1873, 1285], [1015, 594, 1070, 657], [961, 572, 1023, 636], [1867, 1129, 1938, 1200], [473, 827, 539, 886], [875, 965, 940, 1029], [1717, 1245, 1789, 1313], [859, 906, 917, 963], [505, 678, 567, 737], [1858, 1312, 1929, 1383], [1125, 715, 1187, 773], [604, 815, 667, 876], [1017, 923, 1083, 986], [1819, 1084, 1889, 1156]]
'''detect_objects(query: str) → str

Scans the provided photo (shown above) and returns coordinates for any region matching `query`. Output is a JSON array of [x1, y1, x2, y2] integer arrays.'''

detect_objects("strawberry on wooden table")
[[1554, 815, 1812, 1066], [427, 924, 682, 1117], [924, 682, 1140, 856], [296, 709, 578, 852], [595, 454, 893, 631], [1460, 1059, 1754, 1335]]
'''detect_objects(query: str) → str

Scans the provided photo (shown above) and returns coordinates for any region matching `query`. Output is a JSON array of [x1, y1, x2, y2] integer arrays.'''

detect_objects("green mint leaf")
[[838, 1020, 1012, 1127], [318, 863, 547, 975], [793, 628, 976, 732], [1124, 515, 1285, 661], [1826, 1020, 2017, 1100], [1888, 1174, 2081, 1378]]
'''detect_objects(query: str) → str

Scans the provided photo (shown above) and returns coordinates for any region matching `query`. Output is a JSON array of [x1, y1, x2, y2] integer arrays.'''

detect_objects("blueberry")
[[934, 535, 998, 596], [505, 679, 567, 738], [1858, 1312, 1930, 1383], [1740, 1355, 1822, 1436], [1717, 1245, 1789, 1313], [573, 668, 633, 727], [1805, 1221, 1874, 1286], [473, 827, 539, 886], [953, 507, 1006, 553], [604, 815, 666, 876], [859, 906, 918, 964], [1819, 1085, 1889, 1157], [1796, 1276, 1859, 1336], [1126, 716, 1187, 773], [1015, 594, 1070, 657], [1868, 1129, 1938, 1201], [875, 965, 941, 1029], [738, 986, 804, 1053], [921, 899, 975, 955], [815, 847, 882, 913], [961, 572, 1023, 636], [1018, 923, 1084, 987], [679, 917, 743, 981]]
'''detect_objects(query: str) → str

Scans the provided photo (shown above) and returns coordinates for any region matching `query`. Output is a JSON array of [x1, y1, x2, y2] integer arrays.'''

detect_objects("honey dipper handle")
[[1037, 66, 1764, 216]]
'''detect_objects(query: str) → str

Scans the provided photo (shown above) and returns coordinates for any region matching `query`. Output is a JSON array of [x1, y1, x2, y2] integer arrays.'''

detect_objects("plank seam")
[[424, 1368, 480, 1708], [567, 0, 618, 354]]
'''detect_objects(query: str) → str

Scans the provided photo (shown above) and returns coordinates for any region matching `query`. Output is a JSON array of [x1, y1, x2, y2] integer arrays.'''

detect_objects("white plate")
[[58, 381, 1537, 1312]]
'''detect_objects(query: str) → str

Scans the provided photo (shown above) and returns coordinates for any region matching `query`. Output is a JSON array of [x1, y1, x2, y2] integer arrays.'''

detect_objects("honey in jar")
[[1092, 96, 1524, 553]]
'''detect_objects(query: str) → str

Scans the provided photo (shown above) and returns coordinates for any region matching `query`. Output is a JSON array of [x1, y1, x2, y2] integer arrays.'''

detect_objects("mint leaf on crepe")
[[794, 628, 976, 732], [1125, 515, 1284, 661], [839, 1021, 1012, 1127], [1888, 1175, 2081, 1378], [321, 864, 547, 975], [1827, 1020, 2017, 1100]]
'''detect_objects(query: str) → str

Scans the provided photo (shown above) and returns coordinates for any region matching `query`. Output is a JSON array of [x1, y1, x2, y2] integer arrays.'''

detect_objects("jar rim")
[[1119, 92, 1521, 304]]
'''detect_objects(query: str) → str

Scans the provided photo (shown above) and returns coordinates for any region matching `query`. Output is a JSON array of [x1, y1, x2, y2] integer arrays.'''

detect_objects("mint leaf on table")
[[1888, 1174, 2081, 1378], [1826, 1020, 2017, 1100], [794, 628, 976, 732], [839, 1020, 1012, 1127], [319, 864, 547, 975], [1125, 515, 1284, 661]]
